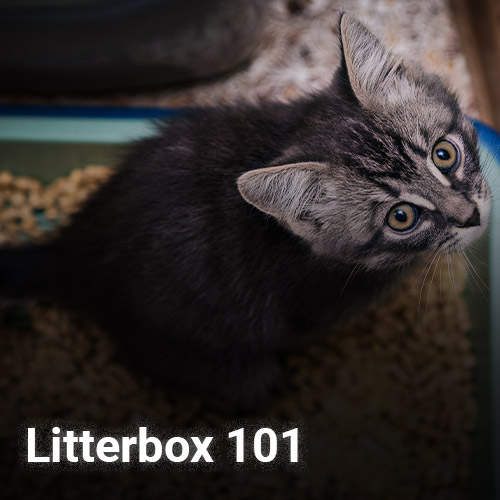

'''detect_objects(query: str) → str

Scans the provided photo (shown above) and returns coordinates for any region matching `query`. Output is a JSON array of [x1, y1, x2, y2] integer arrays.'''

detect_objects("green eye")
[[432, 139, 459, 172], [387, 203, 419, 232]]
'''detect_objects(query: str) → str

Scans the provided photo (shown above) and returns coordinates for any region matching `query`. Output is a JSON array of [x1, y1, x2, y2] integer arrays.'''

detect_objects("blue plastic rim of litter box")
[[0, 104, 181, 143], [0, 105, 499, 496], [473, 118, 500, 500]]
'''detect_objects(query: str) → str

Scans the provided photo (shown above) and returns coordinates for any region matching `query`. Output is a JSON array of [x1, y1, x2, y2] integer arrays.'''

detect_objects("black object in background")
[[0, 0, 267, 93]]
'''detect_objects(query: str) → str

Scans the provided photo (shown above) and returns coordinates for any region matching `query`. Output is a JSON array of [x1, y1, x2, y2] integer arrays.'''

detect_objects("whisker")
[[418, 250, 439, 323], [409, 251, 440, 290], [465, 245, 488, 268], [461, 251, 489, 301], [457, 252, 476, 299], [450, 255, 458, 300], [424, 255, 441, 323], [439, 254, 444, 301], [338, 262, 361, 300]]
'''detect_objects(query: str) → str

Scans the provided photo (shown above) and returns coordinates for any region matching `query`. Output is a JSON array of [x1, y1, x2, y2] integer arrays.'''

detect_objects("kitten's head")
[[238, 14, 491, 270]]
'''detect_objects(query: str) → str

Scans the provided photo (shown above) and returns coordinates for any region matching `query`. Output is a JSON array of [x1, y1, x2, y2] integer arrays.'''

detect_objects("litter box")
[[0, 104, 498, 499]]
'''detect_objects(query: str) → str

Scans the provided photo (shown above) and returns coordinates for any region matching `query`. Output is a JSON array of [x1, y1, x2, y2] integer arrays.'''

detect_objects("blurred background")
[[0, 0, 497, 123], [0, 1, 499, 500]]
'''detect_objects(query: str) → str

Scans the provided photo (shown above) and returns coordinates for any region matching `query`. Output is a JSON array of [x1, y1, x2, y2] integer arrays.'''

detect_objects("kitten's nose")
[[457, 206, 481, 228]]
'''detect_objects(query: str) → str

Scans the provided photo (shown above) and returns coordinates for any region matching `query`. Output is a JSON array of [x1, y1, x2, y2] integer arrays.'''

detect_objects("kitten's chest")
[[284, 267, 397, 335]]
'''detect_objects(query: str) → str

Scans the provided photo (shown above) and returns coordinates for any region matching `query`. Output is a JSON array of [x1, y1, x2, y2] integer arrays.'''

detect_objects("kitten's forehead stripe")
[[370, 179, 400, 198], [391, 135, 417, 169], [404, 140, 426, 159], [419, 127, 430, 142], [365, 169, 416, 182]]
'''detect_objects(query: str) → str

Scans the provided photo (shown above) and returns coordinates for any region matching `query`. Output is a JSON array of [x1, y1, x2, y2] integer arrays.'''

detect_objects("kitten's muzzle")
[[443, 196, 481, 229], [455, 206, 480, 228]]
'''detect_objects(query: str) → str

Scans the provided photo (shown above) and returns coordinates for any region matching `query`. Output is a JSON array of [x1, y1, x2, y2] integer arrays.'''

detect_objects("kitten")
[[0, 14, 491, 411]]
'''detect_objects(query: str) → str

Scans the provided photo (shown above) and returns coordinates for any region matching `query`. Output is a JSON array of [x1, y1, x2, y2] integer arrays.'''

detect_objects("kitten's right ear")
[[338, 13, 414, 108], [237, 162, 327, 232]]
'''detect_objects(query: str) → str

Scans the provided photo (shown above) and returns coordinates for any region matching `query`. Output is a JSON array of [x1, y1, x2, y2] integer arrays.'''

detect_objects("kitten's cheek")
[[473, 189, 492, 235], [454, 226, 487, 251], [479, 184, 493, 226]]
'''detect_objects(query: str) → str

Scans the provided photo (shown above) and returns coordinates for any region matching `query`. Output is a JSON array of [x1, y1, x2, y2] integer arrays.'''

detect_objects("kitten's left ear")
[[237, 162, 328, 237], [338, 13, 417, 107]]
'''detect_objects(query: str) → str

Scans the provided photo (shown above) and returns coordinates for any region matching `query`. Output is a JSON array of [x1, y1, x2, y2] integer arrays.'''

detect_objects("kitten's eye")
[[387, 203, 419, 232], [432, 139, 459, 172]]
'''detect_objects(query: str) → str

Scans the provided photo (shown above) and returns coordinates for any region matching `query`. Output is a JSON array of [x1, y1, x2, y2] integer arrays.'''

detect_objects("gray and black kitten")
[[0, 15, 491, 411]]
